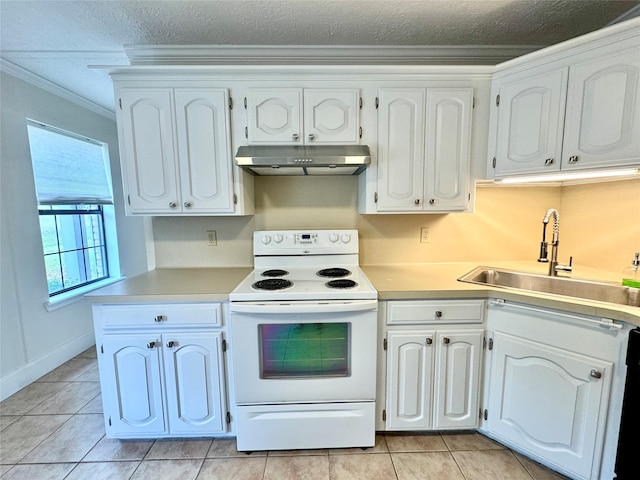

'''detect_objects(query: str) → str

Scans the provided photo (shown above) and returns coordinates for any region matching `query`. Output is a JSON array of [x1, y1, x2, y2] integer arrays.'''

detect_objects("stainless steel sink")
[[458, 266, 640, 307]]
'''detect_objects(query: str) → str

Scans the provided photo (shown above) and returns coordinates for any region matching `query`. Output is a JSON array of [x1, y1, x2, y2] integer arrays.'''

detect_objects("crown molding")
[[124, 44, 542, 66], [0, 58, 115, 120]]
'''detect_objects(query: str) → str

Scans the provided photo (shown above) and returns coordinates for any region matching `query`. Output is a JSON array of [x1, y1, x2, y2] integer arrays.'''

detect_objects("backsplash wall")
[[152, 176, 639, 274]]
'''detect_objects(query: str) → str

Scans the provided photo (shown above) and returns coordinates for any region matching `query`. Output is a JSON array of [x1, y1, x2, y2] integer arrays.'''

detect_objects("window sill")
[[44, 277, 125, 312]]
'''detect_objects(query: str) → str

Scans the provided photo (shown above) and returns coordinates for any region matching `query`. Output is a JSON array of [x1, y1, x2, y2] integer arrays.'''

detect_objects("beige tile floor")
[[0, 347, 570, 480]]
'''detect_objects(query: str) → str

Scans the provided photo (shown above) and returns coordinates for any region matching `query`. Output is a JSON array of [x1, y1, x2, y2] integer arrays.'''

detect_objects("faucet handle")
[[555, 256, 573, 274]]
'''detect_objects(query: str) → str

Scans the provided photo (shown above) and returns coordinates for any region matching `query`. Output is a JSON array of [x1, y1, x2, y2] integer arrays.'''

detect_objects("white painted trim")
[[0, 330, 95, 401], [123, 44, 541, 66], [0, 58, 116, 120]]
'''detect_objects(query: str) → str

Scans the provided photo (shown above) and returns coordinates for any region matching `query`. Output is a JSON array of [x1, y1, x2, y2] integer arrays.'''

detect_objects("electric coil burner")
[[229, 229, 378, 452]]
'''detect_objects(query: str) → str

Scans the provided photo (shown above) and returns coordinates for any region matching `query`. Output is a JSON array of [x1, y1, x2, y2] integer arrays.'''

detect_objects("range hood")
[[235, 145, 371, 176]]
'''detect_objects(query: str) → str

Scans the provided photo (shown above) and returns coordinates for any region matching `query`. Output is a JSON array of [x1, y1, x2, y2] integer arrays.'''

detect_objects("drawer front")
[[95, 303, 222, 329], [387, 300, 484, 325]]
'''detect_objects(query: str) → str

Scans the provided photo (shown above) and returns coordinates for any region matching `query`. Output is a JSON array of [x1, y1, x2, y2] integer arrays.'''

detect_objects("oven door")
[[230, 300, 377, 405]]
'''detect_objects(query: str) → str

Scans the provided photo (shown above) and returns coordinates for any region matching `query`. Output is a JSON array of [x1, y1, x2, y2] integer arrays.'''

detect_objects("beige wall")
[[153, 176, 639, 275]]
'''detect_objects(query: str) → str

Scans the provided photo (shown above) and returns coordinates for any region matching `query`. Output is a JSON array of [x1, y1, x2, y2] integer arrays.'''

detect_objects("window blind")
[[27, 121, 113, 205]]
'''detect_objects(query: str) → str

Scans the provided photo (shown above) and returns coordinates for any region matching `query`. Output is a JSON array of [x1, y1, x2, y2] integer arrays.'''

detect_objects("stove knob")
[[329, 233, 340, 243], [341, 234, 352, 244], [273, 234, 284, 244], [261, 235, 272, 245]]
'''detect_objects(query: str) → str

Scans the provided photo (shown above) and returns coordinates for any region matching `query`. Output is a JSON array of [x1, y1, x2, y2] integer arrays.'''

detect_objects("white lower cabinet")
[[94, 303, 228, 438], [384, 300, 484, 431], [484, 300, 629, 480]]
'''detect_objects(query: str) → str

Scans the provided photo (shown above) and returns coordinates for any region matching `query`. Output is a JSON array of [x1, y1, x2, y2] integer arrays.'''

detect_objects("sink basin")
[[458, 266, 640, 307]]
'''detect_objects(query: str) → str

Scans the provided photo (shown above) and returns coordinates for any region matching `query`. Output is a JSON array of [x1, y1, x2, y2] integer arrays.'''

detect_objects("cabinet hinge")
[[222, 339, 227, 352], [359, 126, 362, 139], [483, 409, 488, 421], [375, 97, 379, 109], [383, 338, 387, 350], [226, 411, 231, 424], [382, 409, 387, 422], [245, 126, 248, 139], [492, 157, 496, 169], [233, 194, 237, 205], [496, 94, 500, 107], [244, 97, 247, 109], [359, 97, 363, 109], [229, 97, 233, 110], [374, 192, 378, 203]]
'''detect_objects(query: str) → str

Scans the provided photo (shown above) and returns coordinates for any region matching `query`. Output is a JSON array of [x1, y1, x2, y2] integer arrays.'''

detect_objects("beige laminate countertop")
[[362, 262, 640, 326], [85, 267, 252, 303], [85, 263, 640, 327]]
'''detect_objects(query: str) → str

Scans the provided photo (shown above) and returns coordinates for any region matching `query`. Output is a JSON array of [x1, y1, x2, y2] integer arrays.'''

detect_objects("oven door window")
[[259, 323, 350, 378]]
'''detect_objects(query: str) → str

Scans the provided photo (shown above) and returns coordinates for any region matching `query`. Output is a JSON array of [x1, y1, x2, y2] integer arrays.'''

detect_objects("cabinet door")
[[246, 88, 303, 144], [118, 89, 180, 213], [433, 330, 482, 429], [99, 335, 166, 436], [162, 332, 227, 435], [487, 331, 612, 479], [562, 46, 640, 170], [386, 331, 434, 430], [377, 89, 425, 211], [494, 69, 567, 177], [425, 89, 473, 211], [175, 89, 234, 213], [304, 89, 360, 144]]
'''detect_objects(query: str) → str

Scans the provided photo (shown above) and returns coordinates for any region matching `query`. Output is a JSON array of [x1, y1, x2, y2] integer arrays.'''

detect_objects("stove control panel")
[[254, 230, 358, 255]]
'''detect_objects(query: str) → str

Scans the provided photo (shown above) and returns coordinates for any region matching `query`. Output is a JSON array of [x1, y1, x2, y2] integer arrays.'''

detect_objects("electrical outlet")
[[420, 227, 431, 243], [207, 230, 217, 246]]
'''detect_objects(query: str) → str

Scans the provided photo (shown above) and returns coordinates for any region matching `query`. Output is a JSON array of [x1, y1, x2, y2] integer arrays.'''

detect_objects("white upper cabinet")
[[245, 88, 360, 145], [494, 69, 568, 176], [489, 30, 640, 178], [376, 88, 473, 212], [562, 47, 640, 170], [117, 86, 239, 215]]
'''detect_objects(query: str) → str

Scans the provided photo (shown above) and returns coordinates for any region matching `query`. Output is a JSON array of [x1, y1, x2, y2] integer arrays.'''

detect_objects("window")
[[27, 121, 115, 297]]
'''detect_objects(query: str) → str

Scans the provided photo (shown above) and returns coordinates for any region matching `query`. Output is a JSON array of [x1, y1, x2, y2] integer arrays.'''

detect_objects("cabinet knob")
[[425, 338, 433, 345], [292, 133, 299, 140], [443, 337, 451, 345], [569, 155, 579, 164], [590, 369, 602, 379], [169, 202, 177, 208], [184, 201, 192, 208], [166, 341, 176, 348], [308, 133, 315, 141], [414, 199, 421, 205], [544, 158, 554, 166], [435, 310, 443, 318], [154, 315, 166, 322], [429, 199, 435, 205], [147, 341, 156, 349]]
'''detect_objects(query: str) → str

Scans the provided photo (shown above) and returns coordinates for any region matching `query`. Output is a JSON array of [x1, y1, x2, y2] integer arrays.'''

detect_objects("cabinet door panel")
[[386, 331, 434, 429], [304, 89, 360, 144], [562, 47, 640, 169], [175, 89, 234, 213], [434, 330, 482, 429], [494, 69, 567, 176], [425, 89, 473, 210], [100, 335, 166, 436], [487, 331, 611, 479], [119, 89, 179, 213], [246, 89, 303, 144], [377, 89, 425, 211], [163, 332, 226, 435]]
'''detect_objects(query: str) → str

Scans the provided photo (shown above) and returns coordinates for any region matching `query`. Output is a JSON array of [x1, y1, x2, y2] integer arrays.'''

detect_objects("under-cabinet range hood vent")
[[235, 145, 371, 176]]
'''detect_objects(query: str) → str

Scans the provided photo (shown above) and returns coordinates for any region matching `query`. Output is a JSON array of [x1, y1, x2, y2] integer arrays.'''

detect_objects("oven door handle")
[[230, 299, 378, 314]]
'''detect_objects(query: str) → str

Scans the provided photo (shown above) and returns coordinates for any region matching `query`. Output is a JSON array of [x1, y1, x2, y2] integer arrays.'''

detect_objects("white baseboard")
[[0, 330, 95, 401]]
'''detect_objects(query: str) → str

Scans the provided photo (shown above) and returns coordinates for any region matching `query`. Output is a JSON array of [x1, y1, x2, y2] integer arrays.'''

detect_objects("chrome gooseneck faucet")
[[537, 208, 573, 276]]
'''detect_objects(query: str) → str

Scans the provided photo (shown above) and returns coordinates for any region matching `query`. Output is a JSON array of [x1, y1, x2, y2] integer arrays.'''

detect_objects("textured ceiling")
[[1, 0, 639, 114]]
